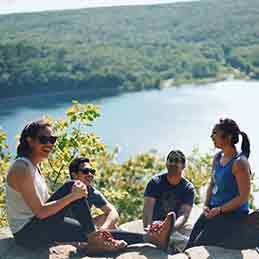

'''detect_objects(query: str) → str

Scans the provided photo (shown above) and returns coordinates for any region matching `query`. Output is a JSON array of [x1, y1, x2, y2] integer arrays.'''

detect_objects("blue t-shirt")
[[87, 186, 108, 209], [144, 173, 195, 221]]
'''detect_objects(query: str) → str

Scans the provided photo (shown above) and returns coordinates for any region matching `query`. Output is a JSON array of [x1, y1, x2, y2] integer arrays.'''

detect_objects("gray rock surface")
[[1, 206, 259, 259], [185, 246, 259, 259]]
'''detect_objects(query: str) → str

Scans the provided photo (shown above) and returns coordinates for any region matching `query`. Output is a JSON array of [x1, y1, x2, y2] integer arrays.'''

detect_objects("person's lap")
[[187, 212, 247, 248], [14, 215, 86, 248]]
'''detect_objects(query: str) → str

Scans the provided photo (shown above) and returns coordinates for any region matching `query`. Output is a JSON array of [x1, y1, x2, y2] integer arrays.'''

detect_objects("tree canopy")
[[0, 0, 259, 99]]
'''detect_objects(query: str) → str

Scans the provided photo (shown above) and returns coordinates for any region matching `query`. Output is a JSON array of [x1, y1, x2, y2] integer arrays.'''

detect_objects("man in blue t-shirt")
[[143, 150, 195, 234], [69, 157, 119, 230]]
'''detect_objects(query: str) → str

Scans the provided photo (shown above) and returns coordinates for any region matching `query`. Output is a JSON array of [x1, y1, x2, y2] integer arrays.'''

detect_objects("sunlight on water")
[[1, 80, 259, 205]]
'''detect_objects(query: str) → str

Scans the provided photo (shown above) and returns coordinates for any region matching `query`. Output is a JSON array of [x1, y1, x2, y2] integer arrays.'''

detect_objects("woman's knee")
[[47, 181, 75, 201]]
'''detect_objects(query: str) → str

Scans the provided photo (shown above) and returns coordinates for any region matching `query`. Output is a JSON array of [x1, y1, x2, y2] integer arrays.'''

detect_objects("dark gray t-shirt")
[[87, 186, 108, 209], [144, 173, 195, 221]]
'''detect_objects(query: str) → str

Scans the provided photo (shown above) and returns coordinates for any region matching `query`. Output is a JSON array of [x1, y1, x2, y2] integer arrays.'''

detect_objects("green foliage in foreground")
[[0, 130, 11, 226], [1, 0, 259, 98], [0, 102, 257, 227]]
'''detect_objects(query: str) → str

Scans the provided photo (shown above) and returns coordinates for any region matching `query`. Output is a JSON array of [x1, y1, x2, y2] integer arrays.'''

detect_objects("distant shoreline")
[[0, 76, 224, 103], [1, 75, 255, 105]]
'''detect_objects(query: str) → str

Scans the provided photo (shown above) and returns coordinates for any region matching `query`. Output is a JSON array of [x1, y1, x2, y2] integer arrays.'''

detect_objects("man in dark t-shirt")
[[87, 185, 108, 209], [145, 173, 194, 222], [69, 157, 119, 230], [143, 150, 195, 233]]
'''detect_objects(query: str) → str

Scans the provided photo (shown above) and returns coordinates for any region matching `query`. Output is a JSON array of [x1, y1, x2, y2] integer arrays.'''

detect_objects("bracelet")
[[218, 207, 222, 214]]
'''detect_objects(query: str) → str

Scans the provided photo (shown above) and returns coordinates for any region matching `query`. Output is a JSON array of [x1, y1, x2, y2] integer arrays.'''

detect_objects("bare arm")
[[99, 202, 119, 229], [205, 155, 218, 207], [143, 197, 156, 228], [204, 177, 214, 207], [203, 155, 218, 217], [175, 204, 192, 230], [7, 162, 87, 219]]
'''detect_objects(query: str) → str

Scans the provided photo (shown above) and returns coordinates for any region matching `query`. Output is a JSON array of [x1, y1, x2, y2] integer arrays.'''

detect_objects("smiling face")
[[166, 161, 185, 175], [166, 150, 186, 176], [27, 126, 56, 160], [72, 161, 95, 186]]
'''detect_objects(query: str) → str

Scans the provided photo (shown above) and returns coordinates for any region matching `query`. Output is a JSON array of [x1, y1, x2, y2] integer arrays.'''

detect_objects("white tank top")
[[6, 157, 49, 233]]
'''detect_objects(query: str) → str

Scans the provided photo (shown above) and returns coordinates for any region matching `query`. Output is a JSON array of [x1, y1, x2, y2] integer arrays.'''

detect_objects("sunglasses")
[[38, 135, 58, 145], [80, 167, 96, 175], [167, 161, 185, 168]]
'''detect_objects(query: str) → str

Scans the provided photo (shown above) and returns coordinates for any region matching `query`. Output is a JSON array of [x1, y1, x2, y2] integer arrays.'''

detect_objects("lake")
[[1, 79, 259, 204]]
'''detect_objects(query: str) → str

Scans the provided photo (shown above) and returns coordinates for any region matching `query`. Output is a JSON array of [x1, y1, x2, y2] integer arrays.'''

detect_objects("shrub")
[[0, 102, 257, 227]]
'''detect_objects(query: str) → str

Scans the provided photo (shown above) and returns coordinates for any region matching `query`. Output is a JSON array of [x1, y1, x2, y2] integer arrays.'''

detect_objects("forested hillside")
[[0, 0, 259, 99]]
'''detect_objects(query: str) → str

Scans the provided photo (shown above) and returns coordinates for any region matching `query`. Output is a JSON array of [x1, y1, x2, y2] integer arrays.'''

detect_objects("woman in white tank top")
[[6, 119, 174, 254]]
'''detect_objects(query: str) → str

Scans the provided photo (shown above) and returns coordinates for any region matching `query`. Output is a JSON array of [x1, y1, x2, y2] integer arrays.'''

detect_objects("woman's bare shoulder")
[[10, 159, 30, 173], [233, 155, 250, 175], [7, 159, 32, 184]]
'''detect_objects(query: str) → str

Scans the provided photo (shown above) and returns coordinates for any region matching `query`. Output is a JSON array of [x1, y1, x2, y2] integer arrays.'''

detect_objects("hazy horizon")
[[0, 0, 199, 15]]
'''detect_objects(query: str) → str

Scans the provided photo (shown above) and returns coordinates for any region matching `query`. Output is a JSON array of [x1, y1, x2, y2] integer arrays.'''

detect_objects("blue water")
[[1, 79, 259, 204]]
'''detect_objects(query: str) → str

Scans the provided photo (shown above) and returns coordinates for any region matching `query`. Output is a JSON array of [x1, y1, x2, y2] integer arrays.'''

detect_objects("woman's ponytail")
[[240, 131, 250, 158], [215, 118, 251, 159]]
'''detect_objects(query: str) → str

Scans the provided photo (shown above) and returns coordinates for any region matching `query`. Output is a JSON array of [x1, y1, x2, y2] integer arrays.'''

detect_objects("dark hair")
[[69, 157, 90, 179], [166, 150, 186, 166], [215, 118, 250, 158], [17, 120, 51, 158]]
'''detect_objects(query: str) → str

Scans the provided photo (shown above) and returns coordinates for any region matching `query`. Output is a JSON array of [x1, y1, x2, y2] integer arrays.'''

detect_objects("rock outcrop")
[[1, 206, 259, 259]]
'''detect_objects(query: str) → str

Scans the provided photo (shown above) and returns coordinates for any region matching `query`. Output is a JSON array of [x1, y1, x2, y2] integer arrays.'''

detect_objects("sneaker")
[[87, 230, 127, 253], [147, 211, 176, 250]]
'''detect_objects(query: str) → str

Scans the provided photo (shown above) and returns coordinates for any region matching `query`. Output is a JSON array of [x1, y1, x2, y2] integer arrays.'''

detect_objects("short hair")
[[166, 150, 186, 166], [69, 157, 90, 179]]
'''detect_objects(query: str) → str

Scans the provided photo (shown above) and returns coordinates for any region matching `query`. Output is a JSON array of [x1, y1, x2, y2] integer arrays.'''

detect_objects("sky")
[[0, 0, 198, 15]]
